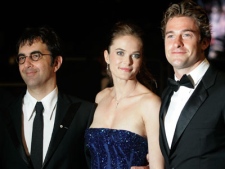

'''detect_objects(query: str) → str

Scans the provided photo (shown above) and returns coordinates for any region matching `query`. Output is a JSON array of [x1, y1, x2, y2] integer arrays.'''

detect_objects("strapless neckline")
[[85, 128, 148, 169]]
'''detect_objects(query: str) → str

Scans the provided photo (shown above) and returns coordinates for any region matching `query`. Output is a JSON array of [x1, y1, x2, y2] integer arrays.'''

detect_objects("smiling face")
[[18, 39, 62, 91], [104, 35, 143, 81], [164, 16, 209, 75]]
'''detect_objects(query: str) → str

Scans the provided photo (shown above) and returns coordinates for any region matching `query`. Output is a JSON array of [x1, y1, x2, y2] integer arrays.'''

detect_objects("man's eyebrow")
[[18, 51, 41, 55]]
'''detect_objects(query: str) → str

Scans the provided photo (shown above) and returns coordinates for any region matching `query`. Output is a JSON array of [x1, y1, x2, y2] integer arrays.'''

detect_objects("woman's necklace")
[[115, 100, 120, 108], [114, 84, 137, 108], [114, 93, 131, 108], [114, 97, 123, 108]]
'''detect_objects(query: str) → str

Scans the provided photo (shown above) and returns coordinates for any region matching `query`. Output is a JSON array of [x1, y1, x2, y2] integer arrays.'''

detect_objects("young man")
[[0, 26, 96, 169], [160, 0, 225, 168]]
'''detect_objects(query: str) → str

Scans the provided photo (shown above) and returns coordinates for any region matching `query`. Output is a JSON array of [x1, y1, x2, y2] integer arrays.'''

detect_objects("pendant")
[[116, 101, 119, 108]]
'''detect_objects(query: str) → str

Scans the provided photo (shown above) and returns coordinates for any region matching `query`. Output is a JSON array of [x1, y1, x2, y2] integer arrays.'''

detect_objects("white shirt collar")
[[24, 87, 58, 121], [174, 59, 210, 87], [189, 59, 209, 87]]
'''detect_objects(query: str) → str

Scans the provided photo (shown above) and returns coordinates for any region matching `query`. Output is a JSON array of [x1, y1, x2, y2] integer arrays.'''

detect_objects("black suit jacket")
[[0, 88, 15, 107], [159, 65, 225, 169], [0, 90, 97, 169]]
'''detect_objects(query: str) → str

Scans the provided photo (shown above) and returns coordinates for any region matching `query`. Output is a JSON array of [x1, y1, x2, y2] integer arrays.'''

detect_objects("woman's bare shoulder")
[[95, 87, 113, 103], [137, 85, 161, 104], [138, 90, 161, 114]]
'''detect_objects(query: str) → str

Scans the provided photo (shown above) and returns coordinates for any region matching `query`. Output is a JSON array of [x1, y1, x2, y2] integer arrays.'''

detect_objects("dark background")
[[0, 0, 224, 102]]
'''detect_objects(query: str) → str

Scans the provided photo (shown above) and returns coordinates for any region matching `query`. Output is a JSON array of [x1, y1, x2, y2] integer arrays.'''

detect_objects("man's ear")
[[201, 38, 210, 50], [54, 56, 63, 72]]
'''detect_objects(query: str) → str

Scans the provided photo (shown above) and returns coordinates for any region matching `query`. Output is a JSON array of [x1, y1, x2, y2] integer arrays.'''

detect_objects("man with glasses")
[[0, 26, 97, 169], [16, 52, 52, 64]]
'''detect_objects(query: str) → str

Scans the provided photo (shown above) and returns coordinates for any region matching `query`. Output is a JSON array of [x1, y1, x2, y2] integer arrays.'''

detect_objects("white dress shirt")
[[23, 87, 58, 162], [164, 59, 209, 148]]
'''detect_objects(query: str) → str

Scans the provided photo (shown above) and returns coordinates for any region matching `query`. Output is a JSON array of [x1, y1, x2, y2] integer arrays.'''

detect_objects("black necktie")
[[168, 74, 194, 92], [31, 102, 44, 169]]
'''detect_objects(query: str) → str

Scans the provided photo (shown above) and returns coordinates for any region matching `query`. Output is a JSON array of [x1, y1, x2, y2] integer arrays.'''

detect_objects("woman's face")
[[104, 35, 143, 81]]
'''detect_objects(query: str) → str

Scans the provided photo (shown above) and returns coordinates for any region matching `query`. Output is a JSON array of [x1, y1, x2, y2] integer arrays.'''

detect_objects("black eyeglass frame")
[[16, 52, 51, 64]]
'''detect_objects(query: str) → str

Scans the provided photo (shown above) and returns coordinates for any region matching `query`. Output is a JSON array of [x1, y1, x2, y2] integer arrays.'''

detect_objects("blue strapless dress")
[[85, 128, 148, 169]]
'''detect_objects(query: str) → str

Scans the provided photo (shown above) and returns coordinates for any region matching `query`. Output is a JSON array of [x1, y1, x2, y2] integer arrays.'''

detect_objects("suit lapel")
[[171, 65, 217, 149], [6, 92, 32, 166], [171, 81, 207, 149], [160, 87, 174, 156], [43, 92, 81, 167]]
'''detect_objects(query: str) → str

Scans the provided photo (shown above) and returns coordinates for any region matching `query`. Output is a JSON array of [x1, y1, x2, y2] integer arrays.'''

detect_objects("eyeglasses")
[[16, 52, 51, 64]]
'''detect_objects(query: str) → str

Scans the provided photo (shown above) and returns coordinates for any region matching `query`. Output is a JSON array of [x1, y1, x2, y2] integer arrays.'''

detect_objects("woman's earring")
[[107, 64, 109, 70]]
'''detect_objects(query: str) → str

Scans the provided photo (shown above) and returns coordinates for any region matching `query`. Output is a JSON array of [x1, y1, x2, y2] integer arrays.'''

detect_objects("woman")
[[85, 21, 164, 169]]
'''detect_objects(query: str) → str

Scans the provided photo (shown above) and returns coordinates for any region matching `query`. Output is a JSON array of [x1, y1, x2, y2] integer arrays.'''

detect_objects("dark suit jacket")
[[159, 65, 225, 169], [0, 90, 97, 169], [0, 88, 15, 108]]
